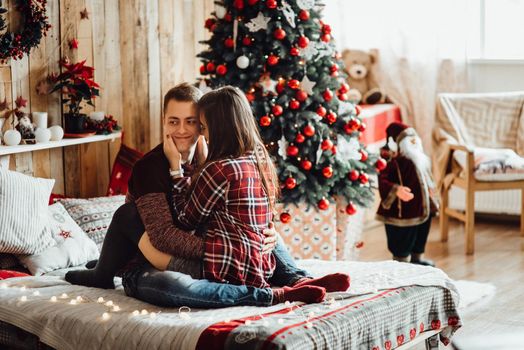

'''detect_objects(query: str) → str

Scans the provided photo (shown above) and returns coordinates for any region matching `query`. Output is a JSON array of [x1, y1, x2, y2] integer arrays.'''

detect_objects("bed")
[[0, 260, 461, 350]]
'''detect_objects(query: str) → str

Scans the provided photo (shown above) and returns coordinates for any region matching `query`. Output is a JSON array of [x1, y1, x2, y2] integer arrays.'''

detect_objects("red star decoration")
[[0, 99, 8, 110], [80, 8, 89, 20], [69, 38, 79, 49], [36, 80, 51, 95], [59, 229, 72, 239], [15, 96, 28, 109]]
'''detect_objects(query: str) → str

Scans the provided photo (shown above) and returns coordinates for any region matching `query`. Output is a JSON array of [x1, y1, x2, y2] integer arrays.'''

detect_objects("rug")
[[453, 280, 496, 310]]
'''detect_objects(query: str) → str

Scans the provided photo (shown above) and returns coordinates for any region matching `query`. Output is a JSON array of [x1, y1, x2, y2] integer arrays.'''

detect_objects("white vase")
[[49, 125, 64, 141], [4, 129, 21, 146], [35, 128, 52, 143], [32, 112, 48, 130]]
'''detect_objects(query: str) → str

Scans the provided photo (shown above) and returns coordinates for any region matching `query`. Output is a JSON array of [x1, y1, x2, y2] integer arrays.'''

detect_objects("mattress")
[[0, 260, 461, 350]]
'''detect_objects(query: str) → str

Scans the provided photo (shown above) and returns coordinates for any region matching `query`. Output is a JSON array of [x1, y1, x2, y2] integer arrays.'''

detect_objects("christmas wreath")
[[0, 0, 51, 63]]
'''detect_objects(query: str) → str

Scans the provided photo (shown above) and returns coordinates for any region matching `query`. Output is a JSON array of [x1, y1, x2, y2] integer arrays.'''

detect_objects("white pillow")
[[17, 203, 99, 275], [0, 167, 56, 254], [453, 147, 524, 181]]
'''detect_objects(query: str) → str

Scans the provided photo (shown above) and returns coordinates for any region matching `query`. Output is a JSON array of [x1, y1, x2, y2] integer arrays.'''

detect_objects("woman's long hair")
[[196, 86, 280, 213]]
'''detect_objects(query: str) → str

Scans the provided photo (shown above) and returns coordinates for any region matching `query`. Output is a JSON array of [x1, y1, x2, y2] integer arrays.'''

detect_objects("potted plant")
[[50, 59, 100, 133]]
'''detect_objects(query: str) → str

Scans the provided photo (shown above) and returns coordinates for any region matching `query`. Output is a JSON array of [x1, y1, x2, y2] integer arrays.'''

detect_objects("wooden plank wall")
[[2, 0, 212, 197]]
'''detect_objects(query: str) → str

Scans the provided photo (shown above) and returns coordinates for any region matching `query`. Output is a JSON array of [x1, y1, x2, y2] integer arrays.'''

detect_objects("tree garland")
[[0, 0, 51, 63]]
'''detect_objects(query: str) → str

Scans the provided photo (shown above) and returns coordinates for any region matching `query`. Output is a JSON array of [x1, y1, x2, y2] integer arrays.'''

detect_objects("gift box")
[[359, 104, 402, 149], [275, 202, 337, 261]]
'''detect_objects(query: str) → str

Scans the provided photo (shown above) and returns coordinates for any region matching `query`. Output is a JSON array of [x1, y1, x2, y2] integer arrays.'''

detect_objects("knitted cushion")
[[107, 144, 143, 196]]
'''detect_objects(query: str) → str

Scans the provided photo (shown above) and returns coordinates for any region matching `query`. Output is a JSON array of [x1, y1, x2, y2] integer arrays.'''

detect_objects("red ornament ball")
[[260, 115, 271, 127], [345, 202, 357, 215], [248, 0, 259, 4], [298, 9, 310, 20], [234, 0, 244, 9], [280, 212, 291, 224], [297, 36, 309, 48], [206, 62, 216, 72], [224, 13, 233, 22], [359, 172, 369, 184], [224, 38, 234, 48], [272, 104, 283, 116], [348, 170, 359, 181], [360, 150, 368, 162], [339, 83, 350, 94], [322, 24, 332, 34], [331, 145, 337, 154], [290, 47, 300, 56], [316, 106, 327, 117], [288, 79, 300, 89], [276, 82, 285, 94], [338, 93, 348, 101], [285, 177, 297, 189], [330, 64, 338, 73], [287, 145, 299, 157], [358, 122, 367, 132], [242, 36, 252, 46], [321, 139, 333, 150], [318, 198, 330, 210], [289, 99, 300, 110], [295, 133, 305, 143], [199, 65, 206, 74], [216, 64, 227, 75], [246, 93, 255, 102], [323, 89, 333, 101], [301, 159, 312, 170], [295, 90, 308, 102], [267, 55, 279, 66], [321, 34, 331, 42], [376, 158, 387, 171], [273, 28, 286, 40], [266, 0, 277, 9], [303, 124, 315, 137], [322, 166, 333, 178], [205, 18, 215, 29], [344, 119, 359, 134], [327, 112, 337, 124]]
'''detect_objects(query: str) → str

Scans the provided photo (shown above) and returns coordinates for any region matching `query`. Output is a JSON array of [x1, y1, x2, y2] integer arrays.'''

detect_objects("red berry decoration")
[[285, 177, 297, 189], [234, 0, 244, 9], [280, 212, 291, 224], [206, 62, 216, 72], [303, 124, 315, 137], [295, 133, 305, 143], [273, 28, 286, 40], [288, 79, 300, 89], [326, 112, 337, 124], [216, 64, 227, 75], [318, 198, 329, 210], [323, 89, 333, 101], [199, 65, 206, 74], [289, 99, 300, 110], [301, 159, 312, 170], [358, 122, 367, 132], [260, 115, 271, 127], [267, 55, 279, 66], [242, 36, 252, 46], [298, 9, 310, 20], [376, 158, 387, 171], [297, 36, 309, 48], [322, 166, 333, 178], [360, 150, 368, 161], [321, 139, 333, 150], [316, 106, 327, 117], [287, 145, 299, 157], [321, 34, 331, 42], [296, 90, 308, 102], [266, 0, 277, 9], [348, 170, 359, 181], [290, 47, 300, 56], [359, 173, 369, 184], [224, 38, 234, 48], [272, 104, 283, 116], [346, 202, 357, 215]]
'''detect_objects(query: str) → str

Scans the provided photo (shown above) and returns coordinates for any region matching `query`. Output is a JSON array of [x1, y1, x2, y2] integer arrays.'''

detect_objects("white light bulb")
[[141, 309, 148, 315], [102, 312, 110, 321], [33, 291, 40, 296], [50, 296, 57, 302], [149, 312, 157, 319], [132, 310, 140, 316], [70, 299, 77, 305], [105, 300, 113, 307], [97, 297, 105, 303], [76, 296, 83, 302], [60, 293, 68, 299], [20, 296, 27, 302], [112, 306, 120, 312]]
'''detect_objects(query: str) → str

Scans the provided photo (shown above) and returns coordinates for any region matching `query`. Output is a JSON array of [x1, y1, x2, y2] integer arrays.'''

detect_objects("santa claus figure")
[[376, 122, 438, 266]]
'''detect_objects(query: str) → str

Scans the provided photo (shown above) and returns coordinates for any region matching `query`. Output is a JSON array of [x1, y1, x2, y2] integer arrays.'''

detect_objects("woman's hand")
[[262, 222, 278, 254], [396, 186, 414, 202], [195, 135, 208, 166], [164, 133, 182, 171]]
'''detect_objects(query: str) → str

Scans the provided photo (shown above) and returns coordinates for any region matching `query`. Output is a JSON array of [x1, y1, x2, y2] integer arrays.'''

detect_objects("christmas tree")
[[198, 0, 385, 215]]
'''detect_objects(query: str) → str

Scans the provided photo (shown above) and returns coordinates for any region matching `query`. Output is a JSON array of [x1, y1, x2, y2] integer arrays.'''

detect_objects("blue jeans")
[[122, 235, 310, 308]]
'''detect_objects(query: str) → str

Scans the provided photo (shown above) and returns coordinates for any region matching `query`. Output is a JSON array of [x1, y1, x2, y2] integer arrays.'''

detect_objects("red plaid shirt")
[[171, 152, 275, 288]]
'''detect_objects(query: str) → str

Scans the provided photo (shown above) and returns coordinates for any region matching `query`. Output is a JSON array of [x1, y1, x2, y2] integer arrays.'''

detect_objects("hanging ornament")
[[233, 18, 239, 51], [289, 99, 300, 110], [280, 0, 296, 28], [300, 75, 316, 95], [321, 33, 331, 43], [273, 28, 286, 40], [69, 38, 79, 49], [246, 12, 271, 32], [321, 139, 333, 151], [290, 47, 300, 56], [224, 37, 234, 48], [248, 0, 259, 4], [316, 106, 326, 117], [215, 3, 226, 19], [234, 0, 245, 10], [276, 79, 286, 94], [338, 92, 348, 101], [287, 79, 300, 90], [336, 137, 361, 162], [280, 212, 292, 224], [204, 18, 216, 29], [376, 158, 387, 171], [297, 36, 309, 48], [287, 145, 299, 157], [322, 24, 332, 34], [344, 119, 360, 134], [322, 166, 333, 178], [359, 172, 369, 184], [346, 202, 357, 215], [297, 0, 315, 10], [267, 55, 279, 66], [326, 111, 337, 124], [323, 89, 333, 102], [348, 169, 359, 181], [295, 133, 305, 143], [285, 177, 297, 189], [266, 0, 277, 9], [272, 104, 283, 116], [360, 150, 368, 162], [242, 36, 252, 46], [206, 62, 216, 72], [339, 83, 350, 94], [80, 8, 89, 20], [358, 122, 367, 132], [295, 90, 308, 102], [216, 64, 227, 75], [303, 124, 315, 137], [298, 9, 310, 21], [236, 55, 250, 69], [199, 64, 206, 74], [259, 73, 277, 94], [301, 159, 312, 170], [318, 198, 329, 210], [278, 135, 288, 160], [260, 115, 271, 127]]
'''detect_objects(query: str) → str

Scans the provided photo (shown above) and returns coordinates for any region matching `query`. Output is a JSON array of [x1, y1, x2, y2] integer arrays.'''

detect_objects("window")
[[467, 0, 524, 60]]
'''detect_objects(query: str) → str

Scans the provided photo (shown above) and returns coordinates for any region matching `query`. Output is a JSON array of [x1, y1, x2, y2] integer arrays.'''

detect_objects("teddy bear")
[[341, 49, 386, 105]]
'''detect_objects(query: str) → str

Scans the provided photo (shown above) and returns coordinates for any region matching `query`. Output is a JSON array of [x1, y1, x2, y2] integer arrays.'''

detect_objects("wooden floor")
[[359, 216, 524, 347]]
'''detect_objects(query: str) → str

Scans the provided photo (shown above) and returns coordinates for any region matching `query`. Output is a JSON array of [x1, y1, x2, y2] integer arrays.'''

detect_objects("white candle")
[[90, 111, 105, 122], [32, 112, 48, 130]]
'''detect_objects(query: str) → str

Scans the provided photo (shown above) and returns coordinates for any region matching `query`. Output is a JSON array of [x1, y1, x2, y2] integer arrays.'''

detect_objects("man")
[[376, 122, 438, 266]]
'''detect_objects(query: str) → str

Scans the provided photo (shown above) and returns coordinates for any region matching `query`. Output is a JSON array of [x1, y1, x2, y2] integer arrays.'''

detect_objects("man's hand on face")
[[164, 133, 182, 171], [195, 135, 208, 166], [262, 222, 278, 254]]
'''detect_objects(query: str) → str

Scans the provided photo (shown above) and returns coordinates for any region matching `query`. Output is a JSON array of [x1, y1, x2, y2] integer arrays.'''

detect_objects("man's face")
[[163, 100, 199, 155]]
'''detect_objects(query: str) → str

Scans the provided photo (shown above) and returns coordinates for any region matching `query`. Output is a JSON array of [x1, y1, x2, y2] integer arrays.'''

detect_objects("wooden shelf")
[[0, 132, 122, 156]]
